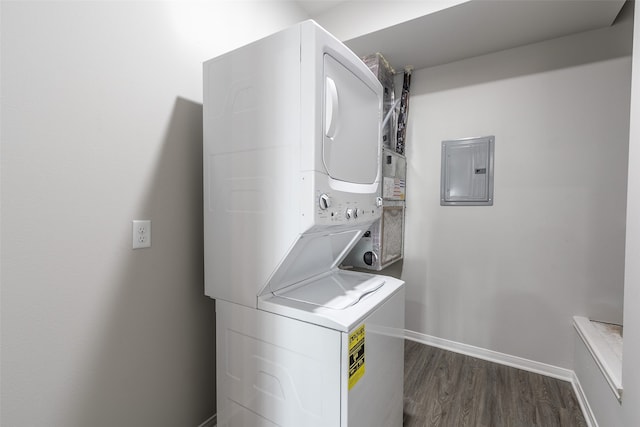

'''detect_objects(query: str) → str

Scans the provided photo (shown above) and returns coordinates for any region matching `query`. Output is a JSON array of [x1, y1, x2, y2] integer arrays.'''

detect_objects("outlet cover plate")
[[132, 220, 151, 249]]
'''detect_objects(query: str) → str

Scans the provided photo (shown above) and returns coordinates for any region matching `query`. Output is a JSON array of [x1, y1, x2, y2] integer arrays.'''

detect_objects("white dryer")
[[203, 20, 405, 427]]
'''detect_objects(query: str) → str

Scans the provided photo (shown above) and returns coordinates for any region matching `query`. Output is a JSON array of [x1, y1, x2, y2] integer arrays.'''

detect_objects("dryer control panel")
[[315, 190, 381, 224], [300, 169, 381, 234]]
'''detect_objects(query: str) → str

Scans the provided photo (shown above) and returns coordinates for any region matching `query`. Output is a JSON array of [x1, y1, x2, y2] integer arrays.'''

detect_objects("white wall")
[[622, 1, 640, 425], [0, 2, 306, 426], [401, 15, 632, 370]]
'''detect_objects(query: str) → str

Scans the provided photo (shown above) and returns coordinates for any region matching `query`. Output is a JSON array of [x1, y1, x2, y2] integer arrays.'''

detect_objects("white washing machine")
[[203, 20, 405, 427]]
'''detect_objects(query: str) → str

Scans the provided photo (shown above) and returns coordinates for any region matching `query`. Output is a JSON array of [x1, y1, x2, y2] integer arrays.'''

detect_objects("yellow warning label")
[[348, 324, 365, 390]]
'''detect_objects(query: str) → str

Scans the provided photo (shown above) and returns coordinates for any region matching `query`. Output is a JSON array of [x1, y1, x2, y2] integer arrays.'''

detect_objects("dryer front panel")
[[322, 53, 381, 186]]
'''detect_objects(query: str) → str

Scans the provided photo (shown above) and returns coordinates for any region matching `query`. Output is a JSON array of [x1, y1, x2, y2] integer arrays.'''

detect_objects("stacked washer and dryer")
[[203, 21, 405, 427]]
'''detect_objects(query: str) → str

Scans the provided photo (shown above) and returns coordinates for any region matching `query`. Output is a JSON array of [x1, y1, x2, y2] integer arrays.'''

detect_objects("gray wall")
[[622, 2, 640, 424], [401, 14, 632, 369], [0, 2, 306, 426]]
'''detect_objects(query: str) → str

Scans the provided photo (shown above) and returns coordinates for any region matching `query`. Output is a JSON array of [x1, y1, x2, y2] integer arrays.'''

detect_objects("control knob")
[[345, 208, 354, 219], [319, 194, 331, 210]]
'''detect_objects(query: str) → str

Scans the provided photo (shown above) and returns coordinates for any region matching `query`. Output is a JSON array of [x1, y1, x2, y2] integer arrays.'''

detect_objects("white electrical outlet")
[[132, 220, 151, 249]]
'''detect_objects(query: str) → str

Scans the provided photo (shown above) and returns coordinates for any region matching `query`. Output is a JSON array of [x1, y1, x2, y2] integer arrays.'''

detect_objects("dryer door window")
[[323, 54, 380, 185]]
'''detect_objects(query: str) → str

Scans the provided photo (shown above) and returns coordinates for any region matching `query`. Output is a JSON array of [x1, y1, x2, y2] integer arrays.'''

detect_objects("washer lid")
[[261, 229, 363, 296], [274, 270, 385, 310], [258, 270, 405, 332]]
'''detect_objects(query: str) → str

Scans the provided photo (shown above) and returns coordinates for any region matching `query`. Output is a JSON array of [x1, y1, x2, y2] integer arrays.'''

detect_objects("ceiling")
[[340, 0, 626, 72], [295, 0, 345, 17]]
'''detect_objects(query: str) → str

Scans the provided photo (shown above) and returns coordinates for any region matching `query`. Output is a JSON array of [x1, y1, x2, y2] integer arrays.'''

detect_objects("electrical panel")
[[441, 136, 494, 206]]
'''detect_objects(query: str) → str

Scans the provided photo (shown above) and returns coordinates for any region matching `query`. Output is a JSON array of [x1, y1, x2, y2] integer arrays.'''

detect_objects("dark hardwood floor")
[[403, 340, 587, 427]]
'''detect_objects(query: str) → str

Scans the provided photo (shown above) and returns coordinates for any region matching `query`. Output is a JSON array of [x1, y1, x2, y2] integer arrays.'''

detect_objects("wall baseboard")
[[197, 414, 216, 427], [571, 371, 598, 427], [404, 329, 574, 382]]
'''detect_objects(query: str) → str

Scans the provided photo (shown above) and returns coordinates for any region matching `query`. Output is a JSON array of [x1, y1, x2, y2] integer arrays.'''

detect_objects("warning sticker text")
[[348, 324, 365, 390]]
